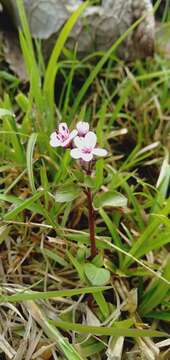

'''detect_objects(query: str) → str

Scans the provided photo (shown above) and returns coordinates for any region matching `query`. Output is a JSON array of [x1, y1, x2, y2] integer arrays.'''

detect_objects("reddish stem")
[[86, 187, 97, 259]]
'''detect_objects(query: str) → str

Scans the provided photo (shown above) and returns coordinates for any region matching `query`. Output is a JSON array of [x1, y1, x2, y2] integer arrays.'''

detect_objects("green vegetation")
[[0, 0, 170, 358]]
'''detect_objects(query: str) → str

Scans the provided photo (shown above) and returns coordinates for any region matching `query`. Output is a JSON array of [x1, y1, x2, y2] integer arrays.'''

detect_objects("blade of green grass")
[[16, 0, 34, 57], [0, 286, 111, 303], [4, 168, 27, 195], [139, 257, 170, 315], [1, 98, 26, 165], [51, 320, 167, 338], [122, 196, 170, 268], [80, 341, 105, 358], [66, 250, 85, 282], [62, 55, 78, 117], [108, 82, 132, 127], [26, 301, 85, 360], [0, 108, 14, 118], [69, 15, 147, 120], [42, 248, 69, 268], [101, 238, 170, 285], [93, 291, 110, 319], [0, 194, 44, 217], [43, 1, 88, 116], [99, 208, 123, 265], [17, 0, 44, 113], [67, 250, 110, 318], [145, 311, 170, 321], [26, 133, 37, 193], [1, 191, 44, 220]]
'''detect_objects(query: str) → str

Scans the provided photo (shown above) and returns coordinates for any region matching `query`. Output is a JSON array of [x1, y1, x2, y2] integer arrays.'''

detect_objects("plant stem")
[[86, 187, 97, 259]]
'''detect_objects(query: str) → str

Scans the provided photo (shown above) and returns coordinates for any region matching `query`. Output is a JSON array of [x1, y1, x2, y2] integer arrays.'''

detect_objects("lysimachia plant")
[[50, 121, 127, 286]]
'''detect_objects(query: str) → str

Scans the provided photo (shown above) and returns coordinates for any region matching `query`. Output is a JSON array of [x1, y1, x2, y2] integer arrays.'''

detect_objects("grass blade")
[[0, 194, 44, 217], [0, 286, 111, 303], [43, 1, 88, 116], [2, 191, 44, 220], [26, 301, 84, 360], [26, 133, 37, 192], [69, 15, 147, 120], [139, 257, 170, 315], [51, 320, 167, 338]]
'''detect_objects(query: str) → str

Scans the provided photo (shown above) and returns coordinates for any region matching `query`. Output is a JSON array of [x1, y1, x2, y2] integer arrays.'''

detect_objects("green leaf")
[[55, 184, 81, 203], [66, 250, 86, 283], [2, 191, 44, 220], [139, 257, 170, 315], [93, 191, 128, 209], [81, 340, 105, 358], [123, 196, 170, 269], [43, 1, 88, 114], [17, 0, 43, 114], [145, 311, 170, 321], [99, 208, 123, 249], [41, 248, 69, 267], [26, 301, 84, 360], [70, 15, 145, 120], [0, 286, 111, 303], [1, 101, 25, 165], [65, 232, 112, 249], [51, 320, 167, 338], [93, 291, 110, 319], [0, 108, 15, 118], [95, 159, 104, 190], [15, 92, 29, 112], [0, 193, 44, 217], [26, 133, 37, 192], [84, 263, 110, 286], [84, 175, 96, 188]]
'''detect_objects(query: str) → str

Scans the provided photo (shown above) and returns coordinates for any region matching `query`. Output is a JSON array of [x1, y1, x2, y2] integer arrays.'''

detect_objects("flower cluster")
[[50, 121, 107, 162]]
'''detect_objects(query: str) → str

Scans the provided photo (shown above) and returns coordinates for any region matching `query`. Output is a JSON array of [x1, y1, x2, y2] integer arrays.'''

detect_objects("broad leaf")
[[84, 263, 110, 286], [55, 184, 81, 203], [84, 175, 96, 189], [93, 191, 128, 209]]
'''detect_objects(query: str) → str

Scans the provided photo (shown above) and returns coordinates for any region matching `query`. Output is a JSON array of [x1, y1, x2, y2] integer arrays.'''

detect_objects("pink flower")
[[50, 123, 77, 148], [76, 121, 89, 136], [71, 131, 107, 162]]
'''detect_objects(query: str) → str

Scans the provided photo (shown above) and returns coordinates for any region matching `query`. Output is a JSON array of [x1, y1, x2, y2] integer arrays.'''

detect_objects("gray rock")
[[1, 0, 155, 60]]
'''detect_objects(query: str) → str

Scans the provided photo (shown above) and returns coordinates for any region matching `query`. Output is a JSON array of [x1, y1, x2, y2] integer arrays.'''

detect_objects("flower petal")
[[70, 129, 78, 140], [81, 152, 93, 162], [74, 136, 85, 149], [93, 148, 108, 157], [50, 132, 61, 147], [59, 122, 68, 133], [84, 131, 97, 148], [76, 121, 89, 136], [70, 148, 81, 159]]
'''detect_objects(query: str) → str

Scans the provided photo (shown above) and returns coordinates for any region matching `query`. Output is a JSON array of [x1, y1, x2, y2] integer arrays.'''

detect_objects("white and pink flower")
[[76, 121, 89, 137], [50, 123, 77, 148], [71, 131, 107, 162]]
